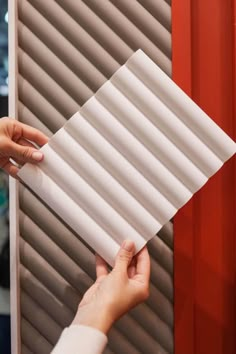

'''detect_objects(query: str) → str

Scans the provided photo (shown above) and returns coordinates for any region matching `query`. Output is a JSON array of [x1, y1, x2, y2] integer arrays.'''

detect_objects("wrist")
[[72, 305, 114, 335]]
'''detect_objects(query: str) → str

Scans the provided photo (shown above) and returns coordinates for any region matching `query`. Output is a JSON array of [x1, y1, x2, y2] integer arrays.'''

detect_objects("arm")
[[52, 240, 150, 354]]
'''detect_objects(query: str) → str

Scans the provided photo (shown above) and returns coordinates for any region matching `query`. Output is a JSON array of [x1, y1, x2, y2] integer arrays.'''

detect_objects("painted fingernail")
[[32, 151, 43, 161], [122, 240, 134, 252]]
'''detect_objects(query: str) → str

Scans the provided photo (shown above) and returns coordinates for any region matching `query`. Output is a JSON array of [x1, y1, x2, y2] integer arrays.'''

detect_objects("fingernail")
[[32, 151, 43, 161], [122, 240, 134, 252]]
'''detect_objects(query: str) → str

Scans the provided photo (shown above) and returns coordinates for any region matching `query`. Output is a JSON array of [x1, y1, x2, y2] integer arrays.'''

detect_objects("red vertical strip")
[[192, 2, 235, 353], [173, 0, 236, 353], [232, 0, 236, 350], [172, 1, 195, 354]]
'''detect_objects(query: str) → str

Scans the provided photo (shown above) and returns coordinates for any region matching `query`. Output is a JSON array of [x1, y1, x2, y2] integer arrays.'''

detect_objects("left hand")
[[0, 117, 48, 178]]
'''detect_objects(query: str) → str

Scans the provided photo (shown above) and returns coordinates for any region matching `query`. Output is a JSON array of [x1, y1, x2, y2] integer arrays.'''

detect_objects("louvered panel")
[[21, 318, 52, 354], [18, 1, 107, 88], [18, 74, 66, 133], [109, 0, 171, 57], [23, 0, 120, 78], [21, 344, 33, 354], [19, 205, 173, 351], [158, 222, 173, 249], [20, 265, 74, 328], [9, 1, 174, 353], [18, 102, 52, 138], [21, 290, 62, 345], [18, 48, 80, 117], [81, 0, 171, 75], [18, 20, 94, 106], [137, 0, 171, 32]]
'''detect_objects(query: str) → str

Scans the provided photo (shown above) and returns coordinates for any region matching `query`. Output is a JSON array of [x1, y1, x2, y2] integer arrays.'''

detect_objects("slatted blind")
[[10, 1, 174, 353]]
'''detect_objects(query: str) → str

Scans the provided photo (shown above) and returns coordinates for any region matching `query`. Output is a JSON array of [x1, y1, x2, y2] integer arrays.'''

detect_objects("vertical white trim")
[[8, 0, 20, 353]]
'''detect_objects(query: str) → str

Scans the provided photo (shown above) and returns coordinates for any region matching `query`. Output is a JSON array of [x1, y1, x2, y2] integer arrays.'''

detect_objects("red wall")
[[173, 1, 236, 353]]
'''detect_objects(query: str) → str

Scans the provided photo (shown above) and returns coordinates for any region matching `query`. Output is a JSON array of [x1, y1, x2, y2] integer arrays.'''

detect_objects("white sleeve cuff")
[[51, 325, 108, 354]]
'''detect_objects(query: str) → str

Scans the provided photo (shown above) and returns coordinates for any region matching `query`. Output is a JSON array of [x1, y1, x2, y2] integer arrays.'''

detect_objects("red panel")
[[173, 1, 236, 353], [172, 3, 194, 353]]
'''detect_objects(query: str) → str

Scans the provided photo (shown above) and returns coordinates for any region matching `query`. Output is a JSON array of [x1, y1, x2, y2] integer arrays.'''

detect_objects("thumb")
[[114, 240, 135, 273], [9, 142, 44, 164]]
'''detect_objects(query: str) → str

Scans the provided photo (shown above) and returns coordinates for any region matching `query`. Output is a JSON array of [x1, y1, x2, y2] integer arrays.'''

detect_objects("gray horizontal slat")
[[158, 222, 174, 249], [148, 235, 173, 275], [138, 0, 171, 32], [107, 329, 141, 354], [84, 0, 171, 75], [18, 0, 107, 92], [56, 0, 133, 65], [21, 344, 33, 354], [147, 284, 173, 328], [115, 316, 168, 354], [21, 317, 52, 354], [20, 210, 93, 295], [20, 238, 80, 313], [21, 290, 62, 345], [18, 101, 52, 138], [20, 265, 74, 328], [18, 47, 80, 118], [110, 0, 171, 58], [130, 304, 173, 352], [28, 0, 120, 78], [19, 184, 97, 278], [18, 21, 93, 105], [150, 258, 173, 301], [18, 75, 66, 133]]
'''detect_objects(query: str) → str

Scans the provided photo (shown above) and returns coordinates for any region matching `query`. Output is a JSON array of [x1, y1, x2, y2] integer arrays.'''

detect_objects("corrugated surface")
[[16, 1, 173, 353], [18, 50, 235, 267]]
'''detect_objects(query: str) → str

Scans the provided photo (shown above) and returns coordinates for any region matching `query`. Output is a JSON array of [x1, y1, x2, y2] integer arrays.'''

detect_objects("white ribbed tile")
[[18, 50, 236, 265]]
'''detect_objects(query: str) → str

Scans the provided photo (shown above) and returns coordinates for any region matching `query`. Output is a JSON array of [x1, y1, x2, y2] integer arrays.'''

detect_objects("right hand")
[[72, 240, 150, 334]]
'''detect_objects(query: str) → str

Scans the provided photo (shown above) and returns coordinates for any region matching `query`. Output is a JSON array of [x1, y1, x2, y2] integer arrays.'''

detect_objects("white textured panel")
[[18, 50, 236, 265]]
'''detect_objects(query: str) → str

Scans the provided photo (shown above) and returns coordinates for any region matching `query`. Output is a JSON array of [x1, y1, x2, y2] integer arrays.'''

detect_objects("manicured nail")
[[122, 240, 134, 252], [32, 151, 43, 161]]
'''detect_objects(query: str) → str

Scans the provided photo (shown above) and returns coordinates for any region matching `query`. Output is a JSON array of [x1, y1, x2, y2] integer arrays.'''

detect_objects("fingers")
[[127, 257, 136, 278], [114, 240, 135, 273], [15, 121, 49, 146], [96, 255, 109, 278], [17, 138, 36, 148], [2, 160, 19, 178], [134, 246, 150, 284], [0, 120, 47, 176], [8, 141, 44, 164], [11, 138, 43, 164]]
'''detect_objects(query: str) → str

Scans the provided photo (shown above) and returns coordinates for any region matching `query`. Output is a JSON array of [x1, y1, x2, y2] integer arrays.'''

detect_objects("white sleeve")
[[51, 325, 108, 354]]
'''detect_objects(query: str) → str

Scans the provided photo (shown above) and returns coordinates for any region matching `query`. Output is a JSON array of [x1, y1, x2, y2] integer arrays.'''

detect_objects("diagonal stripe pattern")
[[15, 1, 174, 353]]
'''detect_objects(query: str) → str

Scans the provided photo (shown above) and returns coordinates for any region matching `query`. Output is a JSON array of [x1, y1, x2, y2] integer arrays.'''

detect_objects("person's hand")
[[72, 240, 150, 334], [0, 117, 48, 178]]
